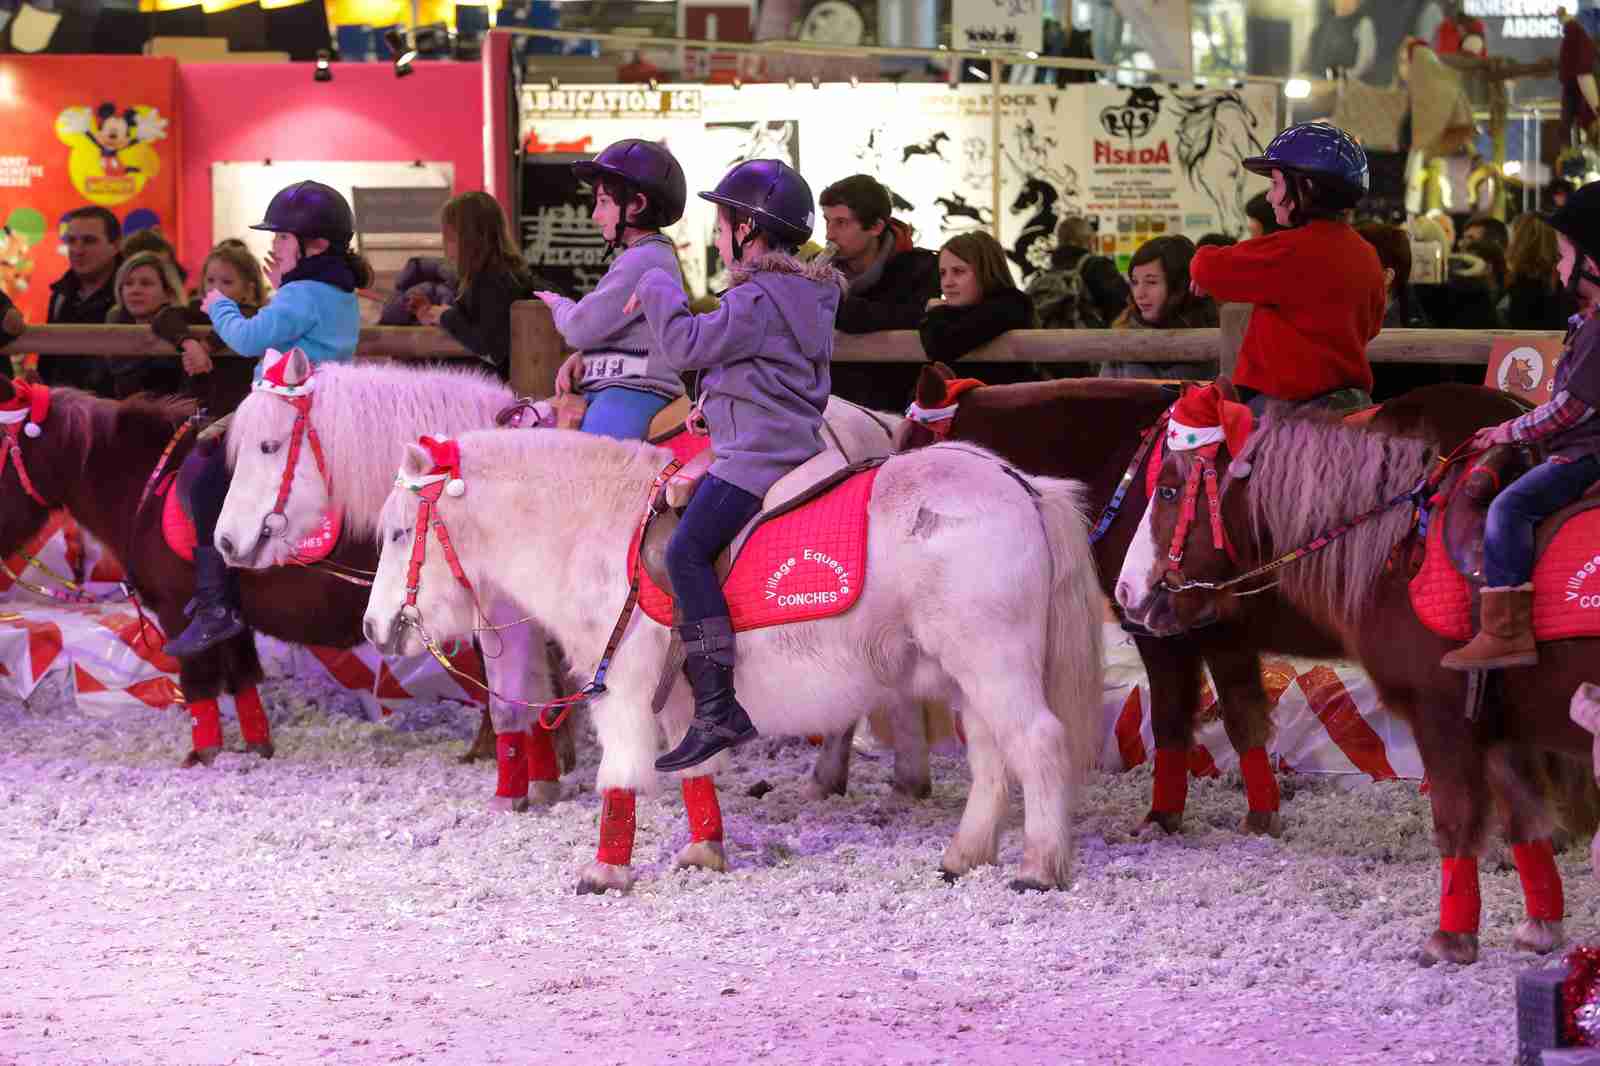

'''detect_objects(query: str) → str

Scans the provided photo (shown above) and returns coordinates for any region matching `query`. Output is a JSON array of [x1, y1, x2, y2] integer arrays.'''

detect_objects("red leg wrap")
[[1513, 839, 1565, 921], [681, 775, 724, 843], [525, 727, 560, 783], [189, 698, 222, 751], [1439, 856, 1481, 935], [1150, 747, 1189, 814], [596, 788, 637, 866], [494, 732, 528, 798], [1238, 746, 1280, 813], [233, 687, 270, 746]]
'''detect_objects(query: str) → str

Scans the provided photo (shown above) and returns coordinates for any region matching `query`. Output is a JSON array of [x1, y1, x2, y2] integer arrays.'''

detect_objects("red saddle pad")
[[1410, 503, 1600, 641], [629, 467, 879, 632], [161, 474, 342, 565]]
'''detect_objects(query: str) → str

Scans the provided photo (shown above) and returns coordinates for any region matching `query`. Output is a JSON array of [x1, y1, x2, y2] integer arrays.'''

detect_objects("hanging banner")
[[0, 56, 180, 325], [519, 81, 1276, 295]]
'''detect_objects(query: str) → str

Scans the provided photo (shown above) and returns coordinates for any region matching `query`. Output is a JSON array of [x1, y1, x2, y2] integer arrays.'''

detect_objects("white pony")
[[363, 428, 1105, 893], [214, 355, 908, 810]]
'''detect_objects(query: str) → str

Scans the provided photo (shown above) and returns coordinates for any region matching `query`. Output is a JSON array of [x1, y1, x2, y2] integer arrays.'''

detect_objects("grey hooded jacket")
[[635, 251, 844, 497]]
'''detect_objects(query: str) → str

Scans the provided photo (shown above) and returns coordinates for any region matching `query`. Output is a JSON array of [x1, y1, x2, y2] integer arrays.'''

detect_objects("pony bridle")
[[903, 399, 959, 440], [1161, 443, 1241, 591], [0, 409, 49, 508], [261, 390, 330, 541], [397, 475, 478, 638]]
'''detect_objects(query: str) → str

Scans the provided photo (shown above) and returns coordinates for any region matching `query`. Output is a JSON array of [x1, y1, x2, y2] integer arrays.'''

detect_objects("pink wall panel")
[[176, 61, 485, 272]]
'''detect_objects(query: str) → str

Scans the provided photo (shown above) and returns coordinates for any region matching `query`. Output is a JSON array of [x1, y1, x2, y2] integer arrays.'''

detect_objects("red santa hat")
[[253, 347, 315, 397], [1165, 384, 1254, 458], [0, 379, 50, 438], [399, 434, 467, 497]]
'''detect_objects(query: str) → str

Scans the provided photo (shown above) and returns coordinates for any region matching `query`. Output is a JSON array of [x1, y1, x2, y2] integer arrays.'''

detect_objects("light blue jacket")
[[209, 280, 361, 372]]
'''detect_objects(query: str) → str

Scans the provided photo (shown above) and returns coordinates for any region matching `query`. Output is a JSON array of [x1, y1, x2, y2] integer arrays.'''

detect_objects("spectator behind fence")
[[43, 205, 123, 395], [1196, 233, 1238, 249], [919, 231, 1037, 385], [1502, 213, 1572, 330], [1102, 235, 1218, 381], [1462, 214, 1510, 250], [1245, 192, 1284, 239], [122, 227, 188, 288], [1416, 244, 1504, 330], [382, 257, 457, 325], [104, 250, 189, 398], [1355, 222, 1429, 328], [177, 240, 268, 416], [820, 173, 939, 411], [1027, 215, 1128, 332]]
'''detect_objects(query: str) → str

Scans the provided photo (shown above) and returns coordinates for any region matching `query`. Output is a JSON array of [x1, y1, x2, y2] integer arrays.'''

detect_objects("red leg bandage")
[[1439, 856, 1482, 935], [1238, 746, 1280, 813], [233, 687, 270, 746], [525, 728, 560, 783], [494, 732, 528, 799], [1513, 839, 1564, 921], [189, 698, 222, 751], [681, 775, 724, 843], [596, 788, 637, 866], [1151, 747, 1189, 815]]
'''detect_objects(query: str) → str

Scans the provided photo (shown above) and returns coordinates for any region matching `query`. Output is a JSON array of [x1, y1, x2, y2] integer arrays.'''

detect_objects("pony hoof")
[[1008, 876, 1056, 893], [243, 742, 275, 760], [1241, 810, 1283, 837], [181, 746, 220, 769], [803, 778, 845, 802], [939, 867, 962, 884], [487, 795, 530, 814], [526, 780, 562, 807], [1417, 931, 1479, 967], [892, 777, 933, 801], [1137, 811, 1183, 836], [1514, 918, 1565, 955], [675, 840, 728, 873], [575, 862, 634, 896]]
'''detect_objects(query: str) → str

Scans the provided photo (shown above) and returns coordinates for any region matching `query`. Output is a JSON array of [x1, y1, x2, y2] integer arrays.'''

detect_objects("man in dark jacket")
[[43, 205, 123, 395], [819, 174, 939, 410]]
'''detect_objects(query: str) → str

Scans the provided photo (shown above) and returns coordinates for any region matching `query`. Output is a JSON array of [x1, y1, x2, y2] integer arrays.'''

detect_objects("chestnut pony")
[[0, 380, 499, 764], [1118, 388, 1591, 966], [890, 364, 1525, 840]]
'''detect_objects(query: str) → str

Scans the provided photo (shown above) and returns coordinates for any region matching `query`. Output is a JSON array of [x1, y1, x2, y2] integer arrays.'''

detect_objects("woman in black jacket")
[[1501, 212, 1572, 330], [918, 230, 1037, 385], [412, 191, 535, 380]]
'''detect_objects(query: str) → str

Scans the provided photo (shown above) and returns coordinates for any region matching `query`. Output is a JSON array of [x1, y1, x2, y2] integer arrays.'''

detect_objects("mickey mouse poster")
[[54, 100, 168, 206]]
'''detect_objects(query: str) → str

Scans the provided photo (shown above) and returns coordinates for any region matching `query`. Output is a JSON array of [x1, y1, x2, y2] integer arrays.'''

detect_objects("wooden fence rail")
[[5, 300, 1558, 401]]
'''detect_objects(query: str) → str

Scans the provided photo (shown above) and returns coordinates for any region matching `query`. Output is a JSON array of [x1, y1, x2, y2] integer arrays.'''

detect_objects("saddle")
[[1440, 444, 1600, 586]]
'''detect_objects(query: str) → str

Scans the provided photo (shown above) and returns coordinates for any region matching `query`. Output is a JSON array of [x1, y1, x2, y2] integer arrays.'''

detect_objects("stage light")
[[968, 65, 988, 81], [384, 28, 417, 76], [1284, 78, 1311, 99], [314, 49, 332, 82], [1504, 160, 1523, 176]]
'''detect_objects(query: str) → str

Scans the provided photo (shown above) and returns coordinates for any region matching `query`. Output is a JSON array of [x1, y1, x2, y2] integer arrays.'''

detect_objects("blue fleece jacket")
[[208, 279, 361, 372]]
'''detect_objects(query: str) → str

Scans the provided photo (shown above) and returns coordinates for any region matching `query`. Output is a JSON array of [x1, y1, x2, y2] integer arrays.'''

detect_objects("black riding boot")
[[656, 616, 758, 773], [165, 546, 246, 658]]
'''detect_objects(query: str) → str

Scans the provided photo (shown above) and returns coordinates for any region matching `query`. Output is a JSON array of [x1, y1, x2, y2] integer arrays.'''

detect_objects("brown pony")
[[879, 364, 1526, 842], [0, 380, 499, 764], [1118, 389, 1589, 965]]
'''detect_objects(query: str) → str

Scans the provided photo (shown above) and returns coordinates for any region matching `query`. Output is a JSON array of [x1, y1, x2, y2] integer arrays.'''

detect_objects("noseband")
[[0, 416, 48, 508], [1161, 443, 1241, 591], [263, 392, 330, 540]]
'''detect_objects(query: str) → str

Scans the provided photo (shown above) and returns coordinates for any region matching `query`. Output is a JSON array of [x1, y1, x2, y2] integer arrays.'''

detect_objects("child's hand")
[[554, 352, 583, 396], [1470, 425, 1510, 451], [181, 339, 214, 376], [415, 305, 444, 326], [406, 289, 430, 315], [686, 403, 709, 437], [623, 292, 641, 315], [264, 250, 283, 289], [200, 288, 226, 316], [534, 291, 563, 310], [925, 296, 946, 311]]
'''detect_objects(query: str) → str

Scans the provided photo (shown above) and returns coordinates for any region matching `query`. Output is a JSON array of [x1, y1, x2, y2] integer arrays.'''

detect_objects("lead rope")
[[1090, 407, 1172, 544]]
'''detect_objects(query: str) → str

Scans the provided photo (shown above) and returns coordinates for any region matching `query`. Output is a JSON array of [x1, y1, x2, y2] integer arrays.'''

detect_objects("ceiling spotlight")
[[1284, 77, 1311, 99], [384, 29, 416, 76], [1504, 160, 1523, 176], [314, 49, 331, 82]]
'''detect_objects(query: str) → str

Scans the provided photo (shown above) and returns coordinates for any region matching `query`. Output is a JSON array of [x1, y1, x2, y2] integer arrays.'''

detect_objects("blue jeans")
[[665, 473, 763, 624], [579, 386, 672, 440], [1485, 454, 1600, 586]]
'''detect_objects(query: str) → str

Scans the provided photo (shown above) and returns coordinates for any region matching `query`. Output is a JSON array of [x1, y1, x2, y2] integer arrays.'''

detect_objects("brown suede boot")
[[1441, 584, 1538, 671]]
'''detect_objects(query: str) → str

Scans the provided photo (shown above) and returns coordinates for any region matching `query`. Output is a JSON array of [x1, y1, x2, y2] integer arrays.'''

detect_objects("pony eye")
[[390, 527, 407, 544], [260, 440, 282, 455], [1158, 486, 1178, 503]]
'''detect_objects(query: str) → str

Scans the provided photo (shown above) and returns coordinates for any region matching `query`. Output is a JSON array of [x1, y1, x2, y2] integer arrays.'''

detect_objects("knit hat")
[[0, 379, 50, 438], [399, 434, 466, 497], [253, 348, 315, 397], [1166, 383, 1253, 457]]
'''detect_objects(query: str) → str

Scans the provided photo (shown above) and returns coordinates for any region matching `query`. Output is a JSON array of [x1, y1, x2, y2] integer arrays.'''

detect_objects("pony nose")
[[218, 533, 237, 560], [363, 616, 381, 645]]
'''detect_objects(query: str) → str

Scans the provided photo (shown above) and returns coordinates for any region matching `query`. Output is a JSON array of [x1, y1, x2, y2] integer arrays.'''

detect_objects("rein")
[[263, 392, 331, 547], [1164, 443, 1241, 575], [2, 421, 49, 508], [1089, 406, 1173, 545], [397, 456, 684, 731]]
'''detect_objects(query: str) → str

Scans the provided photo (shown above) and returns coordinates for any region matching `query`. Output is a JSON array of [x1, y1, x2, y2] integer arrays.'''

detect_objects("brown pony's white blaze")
[[1123, 397, 1587, 968]]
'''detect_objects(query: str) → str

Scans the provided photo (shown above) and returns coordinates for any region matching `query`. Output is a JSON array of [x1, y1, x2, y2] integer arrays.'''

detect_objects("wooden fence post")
[[508, 300, 567, 399], [1218, 302, 1251, 379]]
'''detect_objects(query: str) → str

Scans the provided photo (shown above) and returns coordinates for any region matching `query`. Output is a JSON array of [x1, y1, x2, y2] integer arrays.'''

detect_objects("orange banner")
[[0, 56, 180, 325], [1486, 335, 1564, 405]]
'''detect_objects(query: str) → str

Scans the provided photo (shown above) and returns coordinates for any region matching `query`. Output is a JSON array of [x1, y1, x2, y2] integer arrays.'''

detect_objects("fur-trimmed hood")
[[728, 249, 849, 297]]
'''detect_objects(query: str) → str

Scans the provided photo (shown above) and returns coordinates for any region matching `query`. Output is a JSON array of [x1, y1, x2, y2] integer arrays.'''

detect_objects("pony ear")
[[281, 348, 313, 387], [1214, 375, 1238, 402], [915, 364, 949, 407], [399, 442, 432, 480]]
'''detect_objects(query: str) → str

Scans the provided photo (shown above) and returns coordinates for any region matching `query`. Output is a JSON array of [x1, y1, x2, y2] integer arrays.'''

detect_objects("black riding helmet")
[[1544, 181, 1600, 294], [699, 159, 815, 263], [250, 181, 355, 247], [572, 139, 686, 254]]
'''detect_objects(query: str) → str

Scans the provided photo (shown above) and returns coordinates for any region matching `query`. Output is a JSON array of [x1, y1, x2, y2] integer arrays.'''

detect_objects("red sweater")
[[1191, 221, 1386, 401]]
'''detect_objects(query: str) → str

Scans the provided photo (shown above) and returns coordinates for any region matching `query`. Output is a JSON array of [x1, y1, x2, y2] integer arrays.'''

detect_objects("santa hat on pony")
[[398, 435, 467, 497], [252, 347, 315, 397], [0, 379, 50, 438], [1166, 383, 1254, 472]]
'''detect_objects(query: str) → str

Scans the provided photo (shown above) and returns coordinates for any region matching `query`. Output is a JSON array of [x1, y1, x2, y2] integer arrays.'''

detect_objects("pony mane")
[[229, 362, 513, 539], [1236, 410, 1433, 626]]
